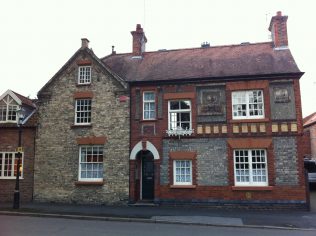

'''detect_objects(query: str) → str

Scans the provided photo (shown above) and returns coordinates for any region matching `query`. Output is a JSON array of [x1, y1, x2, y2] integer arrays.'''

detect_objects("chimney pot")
[[111, 45, 116, 55], [81, 38, 90, 49]]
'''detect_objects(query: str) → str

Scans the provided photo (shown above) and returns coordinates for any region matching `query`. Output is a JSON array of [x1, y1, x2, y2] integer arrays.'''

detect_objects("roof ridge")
[[102, 41, 273, 58]]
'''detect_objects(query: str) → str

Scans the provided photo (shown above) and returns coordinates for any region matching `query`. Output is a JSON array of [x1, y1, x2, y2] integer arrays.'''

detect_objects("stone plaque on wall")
[[198, 90, 223, 115], [196, 86, 226, 123], [269, 82, 296, 120], [274, 87, 290, 103]]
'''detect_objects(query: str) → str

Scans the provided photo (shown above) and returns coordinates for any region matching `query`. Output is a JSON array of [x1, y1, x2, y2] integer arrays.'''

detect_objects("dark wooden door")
[[142, 153, 154, 199]]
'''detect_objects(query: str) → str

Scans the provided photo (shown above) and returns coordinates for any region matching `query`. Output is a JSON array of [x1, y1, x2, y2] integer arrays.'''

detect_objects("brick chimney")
[[268, 11, 288, 49], [131, 24, 147, 56], [81, 38, 90, 49]]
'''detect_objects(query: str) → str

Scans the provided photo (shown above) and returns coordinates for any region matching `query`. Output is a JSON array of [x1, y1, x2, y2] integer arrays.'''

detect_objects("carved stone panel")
[[269, 83, 296, 120], [274, 87, 290, 103], [198, 90, 222, 115], [196, 86, 226, 123]]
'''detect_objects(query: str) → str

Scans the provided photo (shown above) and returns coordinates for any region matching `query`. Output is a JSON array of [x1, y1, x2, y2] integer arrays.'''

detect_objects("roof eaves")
[[128, 72, 304, 84]]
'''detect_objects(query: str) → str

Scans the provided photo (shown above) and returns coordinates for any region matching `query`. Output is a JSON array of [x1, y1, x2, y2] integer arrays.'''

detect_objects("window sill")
[[230, 118, 269, 123], [71, 124, 92, 129], [0, 178, 24, 180], [75, 181, 104, 186], [231, 186, 273, 191], [76, 83, 91, 87], [141, 119, 157, 122], [170, 185, 196, 189], [0, 121, 18, 124]]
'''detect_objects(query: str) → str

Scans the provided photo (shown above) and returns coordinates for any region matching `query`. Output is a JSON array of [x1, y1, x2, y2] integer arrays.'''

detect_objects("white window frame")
[[78, 66, 91, 85], [233, 149, 268, 186], [143, 91, 156, 120], [232, 90, 264, 119], [0, 95, 19, 123], [78, 146, 103, 181], [0, 152, 24, 179], [173, 160, 192, 185], [168, 100, 192, 131], [75, 99, 92, 125]]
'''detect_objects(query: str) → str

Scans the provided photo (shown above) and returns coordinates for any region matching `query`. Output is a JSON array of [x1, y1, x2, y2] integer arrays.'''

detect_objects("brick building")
[[34, 40, 130, 204], [303, 112, 316, 160], [102, 11, 307, 207], [0, 89, 37, 202], [34, 11, 307, 207]]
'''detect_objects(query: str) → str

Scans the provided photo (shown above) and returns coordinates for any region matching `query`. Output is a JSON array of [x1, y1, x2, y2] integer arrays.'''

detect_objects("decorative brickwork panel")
[[141, 124, 155, 136], [162, 138, 228, 186], [269, 82, 296, 120], [273, 137, 299, 185]]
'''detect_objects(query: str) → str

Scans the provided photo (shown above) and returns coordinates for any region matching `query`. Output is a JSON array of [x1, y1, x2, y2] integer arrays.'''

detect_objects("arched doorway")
[[137, 150, 154, 200], [130, 141, 160, 202]]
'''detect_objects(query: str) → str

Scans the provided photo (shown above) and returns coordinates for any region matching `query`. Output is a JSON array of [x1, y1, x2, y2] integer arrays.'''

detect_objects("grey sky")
[[1, 0, 315, 117]]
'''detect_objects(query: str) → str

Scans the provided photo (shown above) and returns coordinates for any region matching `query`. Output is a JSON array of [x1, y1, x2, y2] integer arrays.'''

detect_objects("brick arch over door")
[[130, 141, 160, 160]]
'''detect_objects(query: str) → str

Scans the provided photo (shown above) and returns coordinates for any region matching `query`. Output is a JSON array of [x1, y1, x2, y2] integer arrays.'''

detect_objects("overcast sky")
[[1, 0, 315, 117]]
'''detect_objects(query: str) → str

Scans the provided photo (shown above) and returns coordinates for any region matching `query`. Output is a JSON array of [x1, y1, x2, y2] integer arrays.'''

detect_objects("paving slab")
[[152, 216, 243, 226]]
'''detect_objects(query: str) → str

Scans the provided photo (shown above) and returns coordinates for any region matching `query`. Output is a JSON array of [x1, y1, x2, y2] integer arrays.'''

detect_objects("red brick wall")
[[294, 79, 304, 135], [302, 129, 311, 158], [129, 78, 306, 206], [159, 186, 306, 202], [310, 125, 316, 159], [0, 127, 35, 203]]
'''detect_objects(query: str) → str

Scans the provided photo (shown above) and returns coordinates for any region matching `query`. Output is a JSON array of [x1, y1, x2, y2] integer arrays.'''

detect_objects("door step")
[[129, 201, 158, 207]]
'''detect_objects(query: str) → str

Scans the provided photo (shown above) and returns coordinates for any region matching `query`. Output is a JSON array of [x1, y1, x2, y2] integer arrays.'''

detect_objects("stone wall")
[[161, 138, 228, 186], [34, 50, 130, 204], [273, 136, 299, 185]]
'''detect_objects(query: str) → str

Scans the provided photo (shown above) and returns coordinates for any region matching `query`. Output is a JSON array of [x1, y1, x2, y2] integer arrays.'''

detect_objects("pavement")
[[1, 200, 316, 231]]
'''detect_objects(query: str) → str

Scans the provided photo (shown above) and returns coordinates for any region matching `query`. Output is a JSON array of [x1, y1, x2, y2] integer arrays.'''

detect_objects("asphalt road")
[[0, 215, 315, 236]]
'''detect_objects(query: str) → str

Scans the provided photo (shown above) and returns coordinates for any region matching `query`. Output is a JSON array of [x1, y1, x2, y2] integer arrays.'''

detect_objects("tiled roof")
[[102, 42, 301, 82], [304, 112, 316, 127], [12, 91, 36, 108]]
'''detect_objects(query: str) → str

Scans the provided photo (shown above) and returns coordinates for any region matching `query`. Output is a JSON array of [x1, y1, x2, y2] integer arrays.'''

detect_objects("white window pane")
[[144, 103, 150, 110], [149, 103, 155, 110], [176, 175, 180, 182], [232, 90, 264, 119], [234, 149, 267, 185], [79, 146, 103, 180], [144, 92, 155, 100]]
